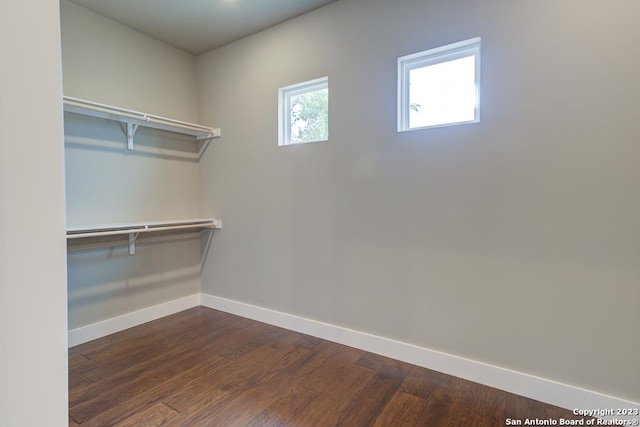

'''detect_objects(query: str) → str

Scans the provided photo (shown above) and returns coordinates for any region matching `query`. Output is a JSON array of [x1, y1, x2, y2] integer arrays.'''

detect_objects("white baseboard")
[[200, 293, 640, 419], [68, 294, 200, 347]]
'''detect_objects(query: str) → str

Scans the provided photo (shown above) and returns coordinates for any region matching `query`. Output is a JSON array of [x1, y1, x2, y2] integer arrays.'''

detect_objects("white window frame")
[[278, 76, 329, 146], [397, 37, 481, 132]]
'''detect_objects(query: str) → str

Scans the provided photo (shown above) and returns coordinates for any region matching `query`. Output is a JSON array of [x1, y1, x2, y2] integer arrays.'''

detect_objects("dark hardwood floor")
[[69, 306, 591, 426]]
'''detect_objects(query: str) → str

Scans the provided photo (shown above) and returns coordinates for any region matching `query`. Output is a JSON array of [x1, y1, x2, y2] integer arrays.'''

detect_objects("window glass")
[[398, 38, 480, 131], [279, 77, 328, 146]]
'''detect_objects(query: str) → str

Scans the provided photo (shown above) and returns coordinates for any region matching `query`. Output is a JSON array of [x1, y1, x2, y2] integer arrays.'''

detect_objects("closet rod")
[[63, 96, 216, 135], [66, 221, 218, 240]]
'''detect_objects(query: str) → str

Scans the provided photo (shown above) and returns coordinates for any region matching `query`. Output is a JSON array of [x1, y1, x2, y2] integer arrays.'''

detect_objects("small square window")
[[278, 77, 329, 146], [398, 37, 481, 132]]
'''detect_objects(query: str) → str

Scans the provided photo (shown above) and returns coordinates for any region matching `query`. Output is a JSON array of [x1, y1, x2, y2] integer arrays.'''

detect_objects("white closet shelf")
[[67, 218, 221, 239], [66, 219, 221, 255], [63, 96, 221, 150]]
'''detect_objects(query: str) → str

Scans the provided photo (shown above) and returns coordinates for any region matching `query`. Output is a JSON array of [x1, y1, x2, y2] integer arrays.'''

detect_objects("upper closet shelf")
[[63, 96, 221, 150], [67, 218, 222, 255], [67, 218, 221, 239]]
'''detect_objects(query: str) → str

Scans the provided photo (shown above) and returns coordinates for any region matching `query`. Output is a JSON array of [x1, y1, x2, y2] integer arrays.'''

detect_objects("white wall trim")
[[200, 293, 640, 418], [68, 294, 200, 347]]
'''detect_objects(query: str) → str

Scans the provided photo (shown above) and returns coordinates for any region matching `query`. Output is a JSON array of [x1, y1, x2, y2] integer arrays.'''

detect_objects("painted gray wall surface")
[[197, 0, 640, 402], [60, 0, 199, 122], [0, 0, 68, 424], [61, 0, 203, 329]]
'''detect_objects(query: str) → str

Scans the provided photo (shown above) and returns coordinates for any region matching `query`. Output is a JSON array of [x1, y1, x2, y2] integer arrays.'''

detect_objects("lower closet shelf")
[[66, 218, 221, 255]]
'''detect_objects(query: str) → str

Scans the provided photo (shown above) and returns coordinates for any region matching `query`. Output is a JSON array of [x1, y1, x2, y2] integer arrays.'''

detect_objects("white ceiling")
[[68, 0, 338, 55]]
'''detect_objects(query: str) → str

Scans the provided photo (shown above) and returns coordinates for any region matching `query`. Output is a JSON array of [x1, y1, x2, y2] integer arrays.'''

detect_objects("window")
[[278, 77, 328, 146], [398, 37, 480, 132]]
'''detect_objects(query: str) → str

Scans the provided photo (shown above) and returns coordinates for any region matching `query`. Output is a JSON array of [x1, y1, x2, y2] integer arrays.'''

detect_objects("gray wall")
[[197, 0, 640, 402], [60, 0, 198, 122], [61, 0, 205, 329], [0, 0, 68, 424]]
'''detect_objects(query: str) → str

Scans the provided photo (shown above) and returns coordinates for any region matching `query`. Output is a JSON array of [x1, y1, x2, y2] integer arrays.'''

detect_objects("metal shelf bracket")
[[128, 232, 140, 255], [125, 122, 139, 150]]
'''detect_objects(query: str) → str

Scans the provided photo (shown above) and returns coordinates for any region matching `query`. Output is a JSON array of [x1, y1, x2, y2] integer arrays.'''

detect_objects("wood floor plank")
[[245, 384, 319, 426], [75, 315, 247, 385], [216, 321, 293, 361], [70, 308, 203, 357], [68, 351, 90, 369], [401, 366, 509, 425], [73, 307, 240, 379], [164, 341, 310, 418], [401, 365, 460, 399], [69, 309, 253, 406], [112, 402, 180, 427], [161, 356, 314, 427], [335, 363, 409, 426], [293, 334, 324, 350], [403, 366, 502, 408], [373, 391, 432, 426], [68, 372, 93, 390], [294, 352, 374, 399], [68, 306, 592, 426], [70, 343, 228, 423], [416, 387, 498, 427], [75, 358, 229, 427], [286, 394, 348, 426], [163, 384, 269, 427]]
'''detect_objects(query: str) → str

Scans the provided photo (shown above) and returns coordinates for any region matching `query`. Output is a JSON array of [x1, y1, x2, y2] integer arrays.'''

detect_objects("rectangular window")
[[398, 37, 481, 132], [278, 77, 329, 146]]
